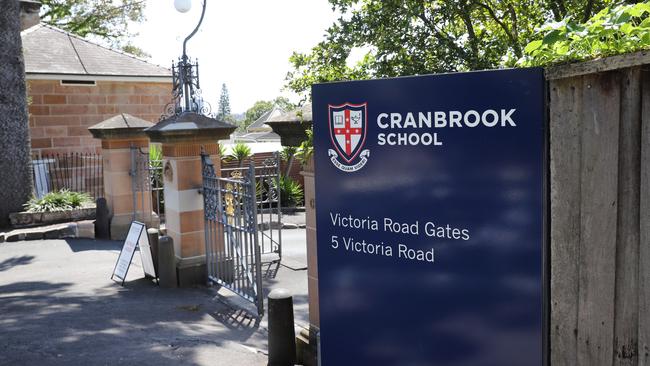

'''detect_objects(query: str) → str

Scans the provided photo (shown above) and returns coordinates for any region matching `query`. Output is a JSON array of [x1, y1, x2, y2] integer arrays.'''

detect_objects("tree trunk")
[[284, 154, 294, 178], [0, 0, 33, 228]]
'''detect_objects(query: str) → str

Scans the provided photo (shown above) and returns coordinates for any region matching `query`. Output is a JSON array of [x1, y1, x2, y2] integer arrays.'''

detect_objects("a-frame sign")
[[111, 221, 157, 286]]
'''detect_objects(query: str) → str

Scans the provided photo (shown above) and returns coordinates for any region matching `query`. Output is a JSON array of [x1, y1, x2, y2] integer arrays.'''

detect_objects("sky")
[[131, 0, 339, 114]]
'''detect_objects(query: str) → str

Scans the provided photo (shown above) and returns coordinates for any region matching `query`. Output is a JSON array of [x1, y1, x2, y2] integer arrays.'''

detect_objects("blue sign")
[[312, 68, 546, 366]]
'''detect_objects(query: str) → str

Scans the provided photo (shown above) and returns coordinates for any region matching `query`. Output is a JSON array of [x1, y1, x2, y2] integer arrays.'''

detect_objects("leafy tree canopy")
[[286, 0, 624, 98], [522, 1, 650, 66], [39, 0, 146, 55]]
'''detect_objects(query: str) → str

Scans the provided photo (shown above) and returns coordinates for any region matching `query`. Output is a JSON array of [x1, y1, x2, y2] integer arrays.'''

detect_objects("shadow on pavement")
[[64, 238, 122, 253], [0, 255, 35, 272], [0, 278, 266, 365]]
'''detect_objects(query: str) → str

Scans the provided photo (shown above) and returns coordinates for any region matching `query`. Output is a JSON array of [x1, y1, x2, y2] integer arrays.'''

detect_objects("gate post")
[[144, 112, 235, 287], [88, 114, 154, 240]]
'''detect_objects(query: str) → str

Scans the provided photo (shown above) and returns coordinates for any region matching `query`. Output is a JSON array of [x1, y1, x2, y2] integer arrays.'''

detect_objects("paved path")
[[0, 231, 308, 366]]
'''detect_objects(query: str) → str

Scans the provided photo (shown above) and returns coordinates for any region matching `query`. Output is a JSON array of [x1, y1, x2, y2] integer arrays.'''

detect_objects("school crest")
[[328, 103, 370, 172]]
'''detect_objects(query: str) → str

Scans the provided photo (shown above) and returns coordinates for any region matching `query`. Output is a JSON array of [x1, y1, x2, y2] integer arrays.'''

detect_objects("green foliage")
[[39, 0, 145, 50], [121, 43, 151, 58], [280, 146, 298, 177], [149, 145, 163, 189], [521, 2, 650, 66], [228, 143, 252, 166], [148, 144, 164, 213], [280, 146, 298, 164], [218, 143, 227, 161], [286, 0, 617, 98], [24, 190, 93, 213], [217, 83, 233, 122], [297, 127, 314, 166], [278, 177, 304, 207], [239, 97, 296, 132], [149, 144, 162, 163], [240, 100, 273, 132]]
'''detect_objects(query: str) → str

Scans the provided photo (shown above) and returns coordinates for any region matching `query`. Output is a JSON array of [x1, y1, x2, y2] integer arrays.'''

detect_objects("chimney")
[[20, 1, 41, 31]]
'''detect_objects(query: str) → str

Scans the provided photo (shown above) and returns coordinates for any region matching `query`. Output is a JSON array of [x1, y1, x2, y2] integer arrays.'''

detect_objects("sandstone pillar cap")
[[266, 103, 313, 147], [144, 111, 236, 144], [88, 113, 154, 140]]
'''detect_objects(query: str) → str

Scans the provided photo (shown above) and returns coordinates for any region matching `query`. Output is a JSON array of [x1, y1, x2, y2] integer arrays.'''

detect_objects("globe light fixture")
[[174, 0, 191, 13]]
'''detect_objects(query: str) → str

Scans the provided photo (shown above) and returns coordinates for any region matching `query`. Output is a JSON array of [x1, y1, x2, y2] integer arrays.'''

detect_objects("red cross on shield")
[[328, 103, 368, 164]]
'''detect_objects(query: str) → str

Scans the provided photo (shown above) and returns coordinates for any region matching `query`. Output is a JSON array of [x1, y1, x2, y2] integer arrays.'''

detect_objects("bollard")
[[158, 236, 177, 288], [268, 288, 296, 366], [95, 197, 110, 239], [147, 228, 160, 276]]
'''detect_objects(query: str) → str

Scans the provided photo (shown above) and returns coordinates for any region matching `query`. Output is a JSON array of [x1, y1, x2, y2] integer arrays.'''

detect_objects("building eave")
[[25, 73, 172, 83]]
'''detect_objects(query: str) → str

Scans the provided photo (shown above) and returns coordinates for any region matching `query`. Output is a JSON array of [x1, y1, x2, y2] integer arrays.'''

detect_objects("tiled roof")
[[239, 131, 281, 142], [21, 24, 171, 78], [267, 103, 312, 123], [247, 107, 284, 132]]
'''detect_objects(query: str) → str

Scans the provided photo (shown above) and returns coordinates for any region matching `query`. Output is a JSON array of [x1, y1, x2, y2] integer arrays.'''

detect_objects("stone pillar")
[[89, 114, 156, 240], [145, 111, 235, 287], [266, 107, 316, 331], [161, 142, 220, 286], [266, 108, 318, 353], [302, 157, 319, 330]]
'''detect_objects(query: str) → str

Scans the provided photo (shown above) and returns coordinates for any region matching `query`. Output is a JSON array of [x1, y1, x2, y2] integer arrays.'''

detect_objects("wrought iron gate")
[[130, 146, 164, 224], [222, 153, 282, 261], [202, 153, 264, 314]]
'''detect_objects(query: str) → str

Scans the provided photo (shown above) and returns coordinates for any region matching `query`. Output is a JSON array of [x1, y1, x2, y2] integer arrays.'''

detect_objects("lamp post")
[[145, 0, 236, 288], [162, 0, 210, 119]]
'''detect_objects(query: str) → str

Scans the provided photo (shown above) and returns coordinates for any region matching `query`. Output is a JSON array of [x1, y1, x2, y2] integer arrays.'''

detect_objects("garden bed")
[[9, 205, 96, 229]]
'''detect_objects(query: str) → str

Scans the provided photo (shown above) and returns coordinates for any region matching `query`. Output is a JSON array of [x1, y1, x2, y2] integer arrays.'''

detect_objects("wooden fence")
[[548, 53, 650, 365]]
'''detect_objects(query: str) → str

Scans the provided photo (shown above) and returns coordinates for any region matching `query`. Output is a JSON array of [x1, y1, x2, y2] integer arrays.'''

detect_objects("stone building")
[[21, 24, 172, 156]]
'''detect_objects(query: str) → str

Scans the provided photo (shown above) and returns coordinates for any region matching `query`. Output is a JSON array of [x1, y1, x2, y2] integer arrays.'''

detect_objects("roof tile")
[[22, 24, 171, 78]]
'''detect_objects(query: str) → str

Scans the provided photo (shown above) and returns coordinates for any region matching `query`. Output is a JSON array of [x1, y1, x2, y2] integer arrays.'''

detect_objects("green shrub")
[[521, 2, 650, 66], [149, 144, 165, 214], [24, 190, 93, 213], [279, 177, 304, 207], [297, 127, 314, 166], [228, 143, 252, 166]]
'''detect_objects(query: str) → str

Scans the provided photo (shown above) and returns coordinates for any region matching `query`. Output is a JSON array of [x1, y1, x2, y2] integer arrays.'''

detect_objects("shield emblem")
[[328, 103, 368, 163]]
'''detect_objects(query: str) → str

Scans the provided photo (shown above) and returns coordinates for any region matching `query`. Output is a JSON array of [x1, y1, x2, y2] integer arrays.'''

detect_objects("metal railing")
[[31, 152, 103, 199], [221, 152, 282, 260], [202, 154, 264, 314], [149, 159, 164, 218], [130, 146, 165, 225]]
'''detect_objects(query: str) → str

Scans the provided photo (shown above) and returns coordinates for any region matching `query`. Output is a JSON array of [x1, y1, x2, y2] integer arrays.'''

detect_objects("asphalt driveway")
[[0, 231, 308, 366]]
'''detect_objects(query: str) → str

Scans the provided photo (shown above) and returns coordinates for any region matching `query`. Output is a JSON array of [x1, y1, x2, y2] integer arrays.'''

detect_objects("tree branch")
[[416, 10, 473, 68], [583, 0, 595, 23], [472, 0, 521, 57], [457, 1, 481, 68]]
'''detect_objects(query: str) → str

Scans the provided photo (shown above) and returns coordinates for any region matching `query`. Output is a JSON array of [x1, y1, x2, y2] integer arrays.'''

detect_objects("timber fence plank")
[[550, 77, 583, 366], [613, 67, 642, 366], [639, 70, 650, 366], [577, 71, 621, 366], [546, 50, 650, 81]]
